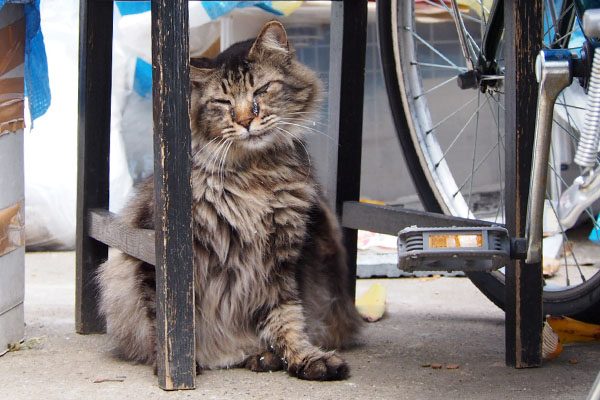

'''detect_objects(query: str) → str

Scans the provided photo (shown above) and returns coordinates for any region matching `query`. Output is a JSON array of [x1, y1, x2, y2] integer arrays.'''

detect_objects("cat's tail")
[[324, 296, 364, 350], [96, 253, 157, 365]]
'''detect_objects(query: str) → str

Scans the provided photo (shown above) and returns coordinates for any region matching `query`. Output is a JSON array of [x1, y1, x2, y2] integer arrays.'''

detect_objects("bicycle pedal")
[[397, 226, 510, 272]]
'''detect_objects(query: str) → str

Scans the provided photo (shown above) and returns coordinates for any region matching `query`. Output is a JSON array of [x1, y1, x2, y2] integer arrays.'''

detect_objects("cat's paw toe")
[[290, 353, 349, 381], [244, 351, 284, 373]]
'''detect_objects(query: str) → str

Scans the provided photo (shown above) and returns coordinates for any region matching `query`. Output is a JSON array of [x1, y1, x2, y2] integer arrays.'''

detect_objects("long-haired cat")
[[96, 20, 362, 381]]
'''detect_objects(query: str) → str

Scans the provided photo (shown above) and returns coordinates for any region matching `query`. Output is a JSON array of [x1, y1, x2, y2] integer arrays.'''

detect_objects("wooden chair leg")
[[328, 0, 368, 297], [75, 0, 113, 335], [151, 0, 196, 390], [504, 0, 543, 368]]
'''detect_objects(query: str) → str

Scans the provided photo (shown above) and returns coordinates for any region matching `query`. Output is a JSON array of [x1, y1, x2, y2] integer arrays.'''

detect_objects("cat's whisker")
[[275, 126, 311, 181], [193, 136, 221, 159], [213, 140, 231, 186], [276, 121, 335, 142], [279, 117, 330, 132], [204, 138, 226, 168], [282, 115, 328, 127], [284, 113, 327, 123], [203, 138, 226, 173], [274, 125, 301, 143], [290, 118, 328, 129], [219, 140, 234, 188], [286, 111, 326, 117], [208, 138, 230, 178]]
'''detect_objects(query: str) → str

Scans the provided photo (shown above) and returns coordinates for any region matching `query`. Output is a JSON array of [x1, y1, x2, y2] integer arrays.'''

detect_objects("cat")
[[96, 20, 362, 381]]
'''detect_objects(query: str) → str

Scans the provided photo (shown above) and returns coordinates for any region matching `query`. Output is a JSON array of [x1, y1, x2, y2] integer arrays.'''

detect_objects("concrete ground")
[[1, 251, 599, 399]]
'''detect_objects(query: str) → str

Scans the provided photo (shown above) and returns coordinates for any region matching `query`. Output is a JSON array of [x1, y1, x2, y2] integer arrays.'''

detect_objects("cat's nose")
[[237, 116, 254, 130]]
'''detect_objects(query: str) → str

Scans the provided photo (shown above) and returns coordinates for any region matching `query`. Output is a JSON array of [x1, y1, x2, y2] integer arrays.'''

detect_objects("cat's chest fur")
[[191, 160, 316, 267]]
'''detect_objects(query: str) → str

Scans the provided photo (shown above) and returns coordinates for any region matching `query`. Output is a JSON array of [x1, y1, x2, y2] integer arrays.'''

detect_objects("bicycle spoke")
[[474, 0, 491, 17], [415, 75, 458, 100], [543, 1, 574, 38], [548, 24, 581, 48], [410, 61, 468, 72], [420, 0, 482, 24], [495, 95, 505, 223], [427, 95, 479, 134], [548, 163, 597, 224], [408, 28, 461, 69], [467, 91, 483, 210], [454, 139, 500, 197], [435, 96, 492, 167], [554, 102, 586, 111], [543, 1, 576, 47], [546, 0, 559, 34], [545, 191, 587, 286]]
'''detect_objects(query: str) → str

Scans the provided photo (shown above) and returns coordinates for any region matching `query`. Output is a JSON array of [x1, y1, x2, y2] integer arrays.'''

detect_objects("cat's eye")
[[212, 99, 232, 106], [253, 82, 271, 97]]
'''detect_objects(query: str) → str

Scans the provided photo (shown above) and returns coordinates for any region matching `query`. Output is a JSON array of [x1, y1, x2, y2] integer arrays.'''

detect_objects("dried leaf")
[[7, 336, 46, 352], [93, 378, 126, 383]]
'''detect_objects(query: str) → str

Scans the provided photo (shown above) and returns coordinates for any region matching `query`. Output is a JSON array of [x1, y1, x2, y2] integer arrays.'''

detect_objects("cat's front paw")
[[244, 350, 284, 373], [288, 352, 349, 381]]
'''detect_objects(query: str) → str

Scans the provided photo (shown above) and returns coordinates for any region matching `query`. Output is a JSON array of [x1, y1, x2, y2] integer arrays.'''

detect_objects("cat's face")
[[189, 21, 320, 161]]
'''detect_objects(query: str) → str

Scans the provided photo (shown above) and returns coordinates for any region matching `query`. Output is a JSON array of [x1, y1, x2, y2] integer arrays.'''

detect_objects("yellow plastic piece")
[[355, 283, 386, 322], [547, 315, 600, 345], [271, 1, 303, 16]]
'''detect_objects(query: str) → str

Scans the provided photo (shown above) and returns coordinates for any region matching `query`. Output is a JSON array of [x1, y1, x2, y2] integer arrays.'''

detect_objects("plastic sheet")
[[25, 0, 132, 250], [0, 201, 25, 257], [0, 11, 25, 135]]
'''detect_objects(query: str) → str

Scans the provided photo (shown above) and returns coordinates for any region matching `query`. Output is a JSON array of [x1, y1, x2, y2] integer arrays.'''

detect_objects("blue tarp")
[[0, 0, 51, 121]]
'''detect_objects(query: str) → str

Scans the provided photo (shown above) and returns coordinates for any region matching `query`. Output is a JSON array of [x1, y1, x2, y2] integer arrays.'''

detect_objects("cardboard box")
[[0, 3, 26, 356]]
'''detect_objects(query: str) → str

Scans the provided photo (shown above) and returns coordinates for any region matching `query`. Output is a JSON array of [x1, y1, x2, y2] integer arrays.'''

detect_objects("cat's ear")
[[249, 20, 290, 59], [190, 64, 213, 88]]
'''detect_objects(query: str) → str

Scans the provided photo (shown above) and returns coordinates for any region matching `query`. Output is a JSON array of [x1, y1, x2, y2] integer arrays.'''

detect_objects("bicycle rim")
[[380, 0, 600, 320]]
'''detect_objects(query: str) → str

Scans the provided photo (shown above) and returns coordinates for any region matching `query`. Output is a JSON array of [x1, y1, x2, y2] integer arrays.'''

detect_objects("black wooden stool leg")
[[151, 0, 196, 390], [76, 0, 113, 335], [329, 0, 368, 297], [504, 0, 543, 367]]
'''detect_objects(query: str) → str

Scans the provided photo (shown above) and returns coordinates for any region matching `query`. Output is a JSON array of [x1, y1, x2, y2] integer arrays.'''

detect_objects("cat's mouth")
[[240, 129, 271, 141]]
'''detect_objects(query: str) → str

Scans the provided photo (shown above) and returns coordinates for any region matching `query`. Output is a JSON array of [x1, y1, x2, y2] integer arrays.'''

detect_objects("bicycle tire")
[[378, 0, 600, 322]]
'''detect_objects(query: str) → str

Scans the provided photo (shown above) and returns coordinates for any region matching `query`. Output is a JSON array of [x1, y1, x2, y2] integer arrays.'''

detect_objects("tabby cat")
[[96, 20, 362, 381]]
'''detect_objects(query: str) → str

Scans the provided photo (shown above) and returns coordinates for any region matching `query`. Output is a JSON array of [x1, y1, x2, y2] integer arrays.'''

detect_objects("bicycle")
[[378, 0, 600, 323]]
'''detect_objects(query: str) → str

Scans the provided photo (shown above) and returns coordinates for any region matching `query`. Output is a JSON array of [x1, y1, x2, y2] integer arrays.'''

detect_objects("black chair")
[[75, 0, 542, 391]]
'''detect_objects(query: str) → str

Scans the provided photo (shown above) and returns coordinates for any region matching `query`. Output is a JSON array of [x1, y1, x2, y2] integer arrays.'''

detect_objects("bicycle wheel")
[[378, 0, 600, 322]]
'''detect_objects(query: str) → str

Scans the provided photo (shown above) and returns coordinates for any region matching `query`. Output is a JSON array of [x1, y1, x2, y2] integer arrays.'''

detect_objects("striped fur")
[[96, 21, 362, 381]]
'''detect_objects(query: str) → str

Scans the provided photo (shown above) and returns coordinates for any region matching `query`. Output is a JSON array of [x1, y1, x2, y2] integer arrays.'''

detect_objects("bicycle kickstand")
[[525, 50, 573, 264]]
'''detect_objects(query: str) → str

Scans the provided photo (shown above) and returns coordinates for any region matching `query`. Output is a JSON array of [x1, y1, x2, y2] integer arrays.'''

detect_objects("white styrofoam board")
[[0, 247, 25, 317], [0, 130, 24, 210], [0, 302, 24, 357]]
